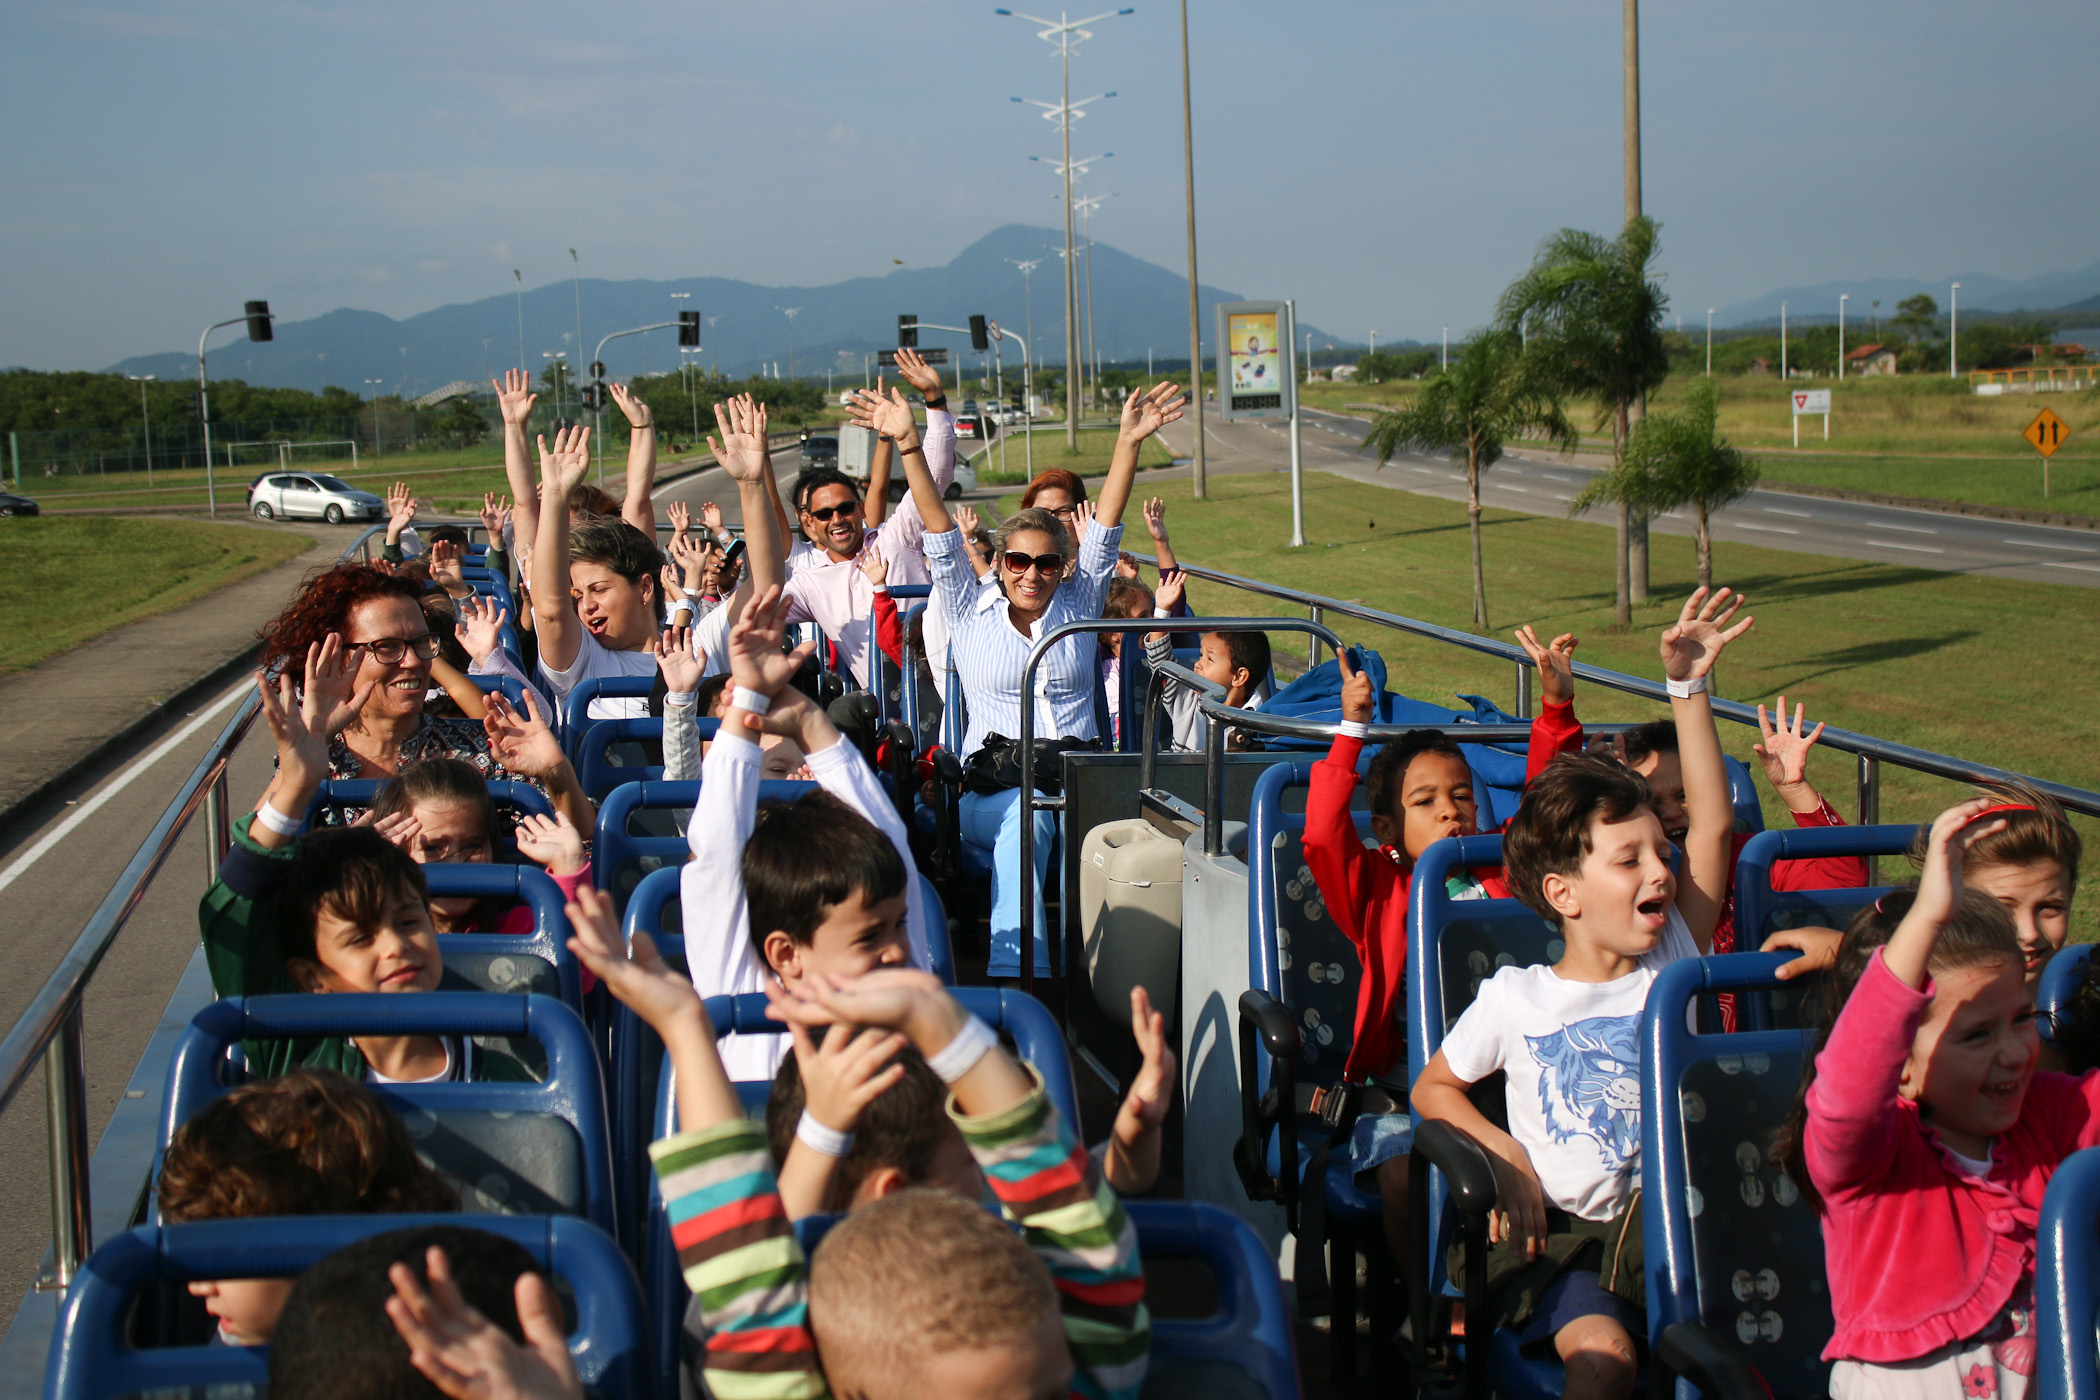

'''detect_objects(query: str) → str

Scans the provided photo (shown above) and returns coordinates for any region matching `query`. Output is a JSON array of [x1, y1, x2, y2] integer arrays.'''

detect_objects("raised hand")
[[954, 503, 982, 539], [514, 812, 586, 877], [429, 538, 466, 592], [790, 1021, 909, 1138], [726, 585, 818, 702], [1753, 695, 1826, 792], [1337, 646, 1375, 725], [762, 966, 952, 1043], [386, 1247, 582, 1400], [891, 346, 944, 397], [1659, 586, 1752, 683], [1513, 625, 1579, 709], [843, 385, 916, 442], [1069, 499, 1094, 544], [607, 382, 651, 428], [652, 625, 703, 695], [666, 500, 690, 543], [1119, 382, 1188, 444], [1154, 566, 1187, 614], [493, 369, 539, 428], [479, 493, 511, 543], [386, 481, 420, 538], [856, 543, 890, 588], [1143, 496, 1170, 543], [698, 500, 724, 537], [1106, 985, 1176, 1193], [534, 423, 592, 499], [707, 394, 771, 482], [482, 690, 564, 780], [257, 634, 371, 789], [564, 884, 709, 1038], [667, 532, 711, 590], [456, 596, 508, 664]]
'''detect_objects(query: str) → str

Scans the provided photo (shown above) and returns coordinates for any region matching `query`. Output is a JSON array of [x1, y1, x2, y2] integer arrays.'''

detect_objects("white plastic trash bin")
[[1078, 819, 1184, 1026]]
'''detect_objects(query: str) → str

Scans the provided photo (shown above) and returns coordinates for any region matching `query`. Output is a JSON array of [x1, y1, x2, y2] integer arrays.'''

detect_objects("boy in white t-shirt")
[[1411, 587, 1752, 1400]]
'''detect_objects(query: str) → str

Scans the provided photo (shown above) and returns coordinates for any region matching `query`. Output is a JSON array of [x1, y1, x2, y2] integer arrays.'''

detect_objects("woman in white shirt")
[[849, 380, 1186, 978]]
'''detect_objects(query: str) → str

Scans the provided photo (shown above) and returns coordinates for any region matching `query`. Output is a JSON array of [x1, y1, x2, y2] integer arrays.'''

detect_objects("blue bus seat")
[[1402, 832, 1567, 1400], [1644, 952, 1832, 1400], [1732, 824, 1918, 942], [638, 988, 1080, 1397], [2039, 1146, 2100, 1400], [575, 716, 664, 803], [161, 994, 616, 1233], [2041, 944, 2095, 1047], [423, 862, 584, 1011], [560, 675, 656, 748], [468, 670, 529, 711], [44, 1214, 651, 1400], [593, 778, 817, 916]]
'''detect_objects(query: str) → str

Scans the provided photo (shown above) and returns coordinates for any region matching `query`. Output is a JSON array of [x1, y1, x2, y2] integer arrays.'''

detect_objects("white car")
[[247, 472, 385, 524]]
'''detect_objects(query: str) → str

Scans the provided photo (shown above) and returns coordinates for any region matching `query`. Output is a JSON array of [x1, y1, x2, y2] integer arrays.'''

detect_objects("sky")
[[5, 0, 2098, 371]]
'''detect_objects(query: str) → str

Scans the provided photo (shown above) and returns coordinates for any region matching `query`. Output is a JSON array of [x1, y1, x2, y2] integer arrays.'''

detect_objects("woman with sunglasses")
[[253, 564, 589, 829], [867, 379, 1187, 979]]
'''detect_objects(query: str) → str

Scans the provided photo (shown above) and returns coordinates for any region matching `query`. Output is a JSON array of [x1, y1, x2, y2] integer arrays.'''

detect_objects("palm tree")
[[1572, 378, 1757, 588], [1497, 217, 1671, 627], [1363, 328, 1576, 631]]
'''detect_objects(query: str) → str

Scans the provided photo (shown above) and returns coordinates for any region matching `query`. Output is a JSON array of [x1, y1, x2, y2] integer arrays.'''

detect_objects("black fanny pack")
[[961, 733, 1101, 796]]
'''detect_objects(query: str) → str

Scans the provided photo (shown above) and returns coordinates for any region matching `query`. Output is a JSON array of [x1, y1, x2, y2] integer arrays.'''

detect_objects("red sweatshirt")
[[872, 586, 904, 670]]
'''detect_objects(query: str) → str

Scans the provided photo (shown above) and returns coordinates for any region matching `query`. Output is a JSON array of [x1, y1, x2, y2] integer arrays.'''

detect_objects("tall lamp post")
[[127, 375, 155, 486], [512, 269, 527, 371], [778, 307, 801, 383], [1705, 308, 1715, 376], [1949, 282, 1961, 379], [998, 6, 1134, 451], [1781, 302, 1788, 381], [1838, 294, 1849, 379], [1178, 0, 1204, 498], [364, 380, 385, 460], [197, 300, 272, 518]]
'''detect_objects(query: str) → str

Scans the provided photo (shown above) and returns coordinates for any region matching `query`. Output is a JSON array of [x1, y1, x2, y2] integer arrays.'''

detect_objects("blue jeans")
[[959, 787, 1056, 977]]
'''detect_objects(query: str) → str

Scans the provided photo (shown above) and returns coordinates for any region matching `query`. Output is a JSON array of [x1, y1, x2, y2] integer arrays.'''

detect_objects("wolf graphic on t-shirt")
[[1527, 1013, 1643, 1170]]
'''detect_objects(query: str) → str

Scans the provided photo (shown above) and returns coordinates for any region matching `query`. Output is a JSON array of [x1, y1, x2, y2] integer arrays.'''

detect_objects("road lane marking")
[[1553, 493, 1572, 501], [1864, 520, 1938, 534], [0, 680, 252, 897], [2043, 561, 2100, 573], [1874, 541, 1945, 553], [1542, 474, 1575, 483], [1763, 507, 1815, 518], [1411, 467, 1436, 475], [1496, 485, 1530, 493], [1737, 523, 1799, 535], [2009, 538, 2097, 552]]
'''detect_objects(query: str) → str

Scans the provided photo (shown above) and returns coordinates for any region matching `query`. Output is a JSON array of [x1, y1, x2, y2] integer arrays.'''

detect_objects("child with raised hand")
[[682, 584, 936, 1082], [365, 759, 589, 935], [1141, 567, 1270, 752], [1778, 796, 2100, 1399], [200, 641, 531, 1083], [1408, 586, 1752, 1399]]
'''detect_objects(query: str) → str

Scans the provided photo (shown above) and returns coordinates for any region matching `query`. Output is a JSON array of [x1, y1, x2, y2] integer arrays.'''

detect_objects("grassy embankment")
[[0, 518, 312, 673], [1026, 470, 2100, 941]]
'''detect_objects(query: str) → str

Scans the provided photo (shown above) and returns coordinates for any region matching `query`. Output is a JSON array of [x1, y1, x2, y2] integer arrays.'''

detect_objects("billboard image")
[[1228, 311, 1282, 394]]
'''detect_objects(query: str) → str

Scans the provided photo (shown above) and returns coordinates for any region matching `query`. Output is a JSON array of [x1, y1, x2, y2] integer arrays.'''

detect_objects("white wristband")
[[730, 686, 772, 716], [1665, 675, 1709, 700], [1337, 720, 1370, 740], [925, 1015, 997, 1085], [795, 1110, 855, 1158], [254, 802, 303, 837]]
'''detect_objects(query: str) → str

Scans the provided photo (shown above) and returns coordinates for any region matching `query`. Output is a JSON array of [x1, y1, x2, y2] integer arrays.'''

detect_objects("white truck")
[[837, 421, 975, 501]]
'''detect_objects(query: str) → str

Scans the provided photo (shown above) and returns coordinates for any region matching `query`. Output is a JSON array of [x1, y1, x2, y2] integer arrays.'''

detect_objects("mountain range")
[[103, 226, 1333, 396], [1711, 260, 2100, 328]]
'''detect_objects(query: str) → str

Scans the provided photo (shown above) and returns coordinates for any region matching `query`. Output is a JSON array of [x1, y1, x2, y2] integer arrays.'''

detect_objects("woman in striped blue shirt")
[[848, 381, 1186, 977]]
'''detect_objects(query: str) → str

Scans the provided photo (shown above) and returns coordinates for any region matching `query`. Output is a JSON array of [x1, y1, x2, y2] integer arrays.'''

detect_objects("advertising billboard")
[[1214, 300, 1295, 421]]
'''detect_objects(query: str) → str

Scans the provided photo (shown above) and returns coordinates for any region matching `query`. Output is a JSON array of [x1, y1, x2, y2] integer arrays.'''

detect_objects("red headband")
[[1966, 802, 2037, 823]]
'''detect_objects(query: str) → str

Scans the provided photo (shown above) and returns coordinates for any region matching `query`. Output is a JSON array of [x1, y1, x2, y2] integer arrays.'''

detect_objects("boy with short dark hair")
[[202, 642, 529, 1083], [1410, 588, 1752, 1400], [683, 586, 936, 1081], [1143, 568, 1271, 751]]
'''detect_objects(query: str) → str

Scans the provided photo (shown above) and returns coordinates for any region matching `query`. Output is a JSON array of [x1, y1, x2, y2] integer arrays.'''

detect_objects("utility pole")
[[128, 375, 155, 486], [1950, 282, 1961, 379], [1180, 0, 1206, 498], [1620, 0, 1647, 619], [779, 307, 801, 383], [569, 249, 584, 387], [513, 269, 526, 373]]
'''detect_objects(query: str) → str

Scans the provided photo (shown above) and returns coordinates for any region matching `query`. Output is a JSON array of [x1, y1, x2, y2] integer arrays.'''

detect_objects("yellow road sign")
[[2025, 406, 2072, 459]]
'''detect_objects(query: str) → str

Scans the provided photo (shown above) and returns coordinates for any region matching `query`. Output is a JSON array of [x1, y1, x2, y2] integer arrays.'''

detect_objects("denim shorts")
[[1344, 1108, 1414, 1189]]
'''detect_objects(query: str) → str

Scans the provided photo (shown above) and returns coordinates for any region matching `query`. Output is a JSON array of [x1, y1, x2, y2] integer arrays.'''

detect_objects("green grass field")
[[0, 518, 313, 673], [1751, 453, 2100, 514], [975, 426, 1175, 485], [1071, 470, 2100, 940]]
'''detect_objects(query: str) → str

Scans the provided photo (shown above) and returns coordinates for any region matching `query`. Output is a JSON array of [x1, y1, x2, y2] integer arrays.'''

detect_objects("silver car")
[[247, 472, 385, 525]]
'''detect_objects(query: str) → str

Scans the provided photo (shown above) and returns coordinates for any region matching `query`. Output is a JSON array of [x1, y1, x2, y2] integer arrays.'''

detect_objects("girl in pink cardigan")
[[1779, 798, 2100, 1400]]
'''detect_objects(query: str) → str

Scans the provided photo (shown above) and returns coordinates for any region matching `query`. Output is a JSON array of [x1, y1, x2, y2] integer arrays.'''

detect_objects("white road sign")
[[1791, 389, 1832, 415]]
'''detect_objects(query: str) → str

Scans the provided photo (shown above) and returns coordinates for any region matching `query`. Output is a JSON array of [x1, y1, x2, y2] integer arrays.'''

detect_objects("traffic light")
[[580, 383, 606, 413], [245, 300, 273, 342], [898, 314, 917, 349], [678, 310, 701, 347], [969, 315, 989, 352]]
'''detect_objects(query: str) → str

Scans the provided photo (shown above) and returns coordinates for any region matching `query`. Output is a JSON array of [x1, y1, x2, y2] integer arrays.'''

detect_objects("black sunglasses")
[[806, 501, 861, 522], [1002, 551, 1065, 575]]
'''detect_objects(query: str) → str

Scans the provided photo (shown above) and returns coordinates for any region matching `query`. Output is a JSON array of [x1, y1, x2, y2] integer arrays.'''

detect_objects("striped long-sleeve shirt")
[[649, 1082, 1150, 1400]]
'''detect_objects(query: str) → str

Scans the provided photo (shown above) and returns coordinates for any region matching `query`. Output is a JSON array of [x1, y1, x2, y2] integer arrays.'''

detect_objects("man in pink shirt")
[[782, 349, 956, 687]]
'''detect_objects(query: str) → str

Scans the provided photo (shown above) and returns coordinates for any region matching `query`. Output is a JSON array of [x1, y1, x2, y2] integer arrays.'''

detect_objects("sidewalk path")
[[0, 530, 336, 827]]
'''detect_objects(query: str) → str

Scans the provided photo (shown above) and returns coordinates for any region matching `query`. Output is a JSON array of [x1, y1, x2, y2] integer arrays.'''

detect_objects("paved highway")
[[1156, 405, 2100, 589]]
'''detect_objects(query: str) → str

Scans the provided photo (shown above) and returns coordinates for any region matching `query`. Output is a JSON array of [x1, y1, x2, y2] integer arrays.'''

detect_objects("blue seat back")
[[44, 1214, 651, 1400], [593, 779, 817, 915], [2039, 1146, 2100, 1400], [424, 862, 584, 1009], [576, 716, 665, 802], [2041, 944, 2095, 1046], [1732, 824, 1917, 942], [639, 988, 1080, 1398], [1245, 760, 1365, 1093], [161, 994, 616, 1232], [1644, 953, 1831, 1399], [468, 671, 530, 711], [560, 675, 655, 747]]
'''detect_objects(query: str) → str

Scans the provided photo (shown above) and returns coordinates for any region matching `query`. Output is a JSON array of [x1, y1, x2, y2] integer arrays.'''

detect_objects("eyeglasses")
[[1042, 504, 1079, 519], [344, 634, 441, 664], [1002, 551, 1065, 576], [806, 501, 861, 522]]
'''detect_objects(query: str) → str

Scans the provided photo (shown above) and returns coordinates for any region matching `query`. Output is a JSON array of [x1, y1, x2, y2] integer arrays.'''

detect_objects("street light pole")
[[197, 312, 261, 519], [1950, 282, 1961, 379], [569, 249, 584, 386], [513, 269, 526, 373], [128, 375, 155, 487], [1838, 294, 1849, 379], [1781, 301, 1788, 381], [365, 380, 385, 460], [1442, 326, 1449, 369], [1179, 0, 1205, 498], [1706, 308, 1714, 376], [779, 307, 801, 384]]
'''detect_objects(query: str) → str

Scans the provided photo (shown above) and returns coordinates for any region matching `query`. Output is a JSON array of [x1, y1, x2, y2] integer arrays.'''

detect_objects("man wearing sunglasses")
[[779, 351, 956, 689]]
